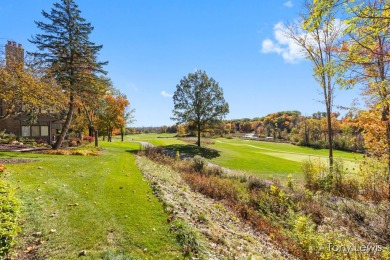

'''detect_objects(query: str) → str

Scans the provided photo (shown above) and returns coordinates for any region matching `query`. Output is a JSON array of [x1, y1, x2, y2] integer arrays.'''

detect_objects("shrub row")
[[302, 157, 388, 201], [0, 168, 20, 258]]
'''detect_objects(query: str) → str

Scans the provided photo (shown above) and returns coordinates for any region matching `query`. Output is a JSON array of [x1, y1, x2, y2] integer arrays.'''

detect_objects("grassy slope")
[[2, 142, 181, 259]]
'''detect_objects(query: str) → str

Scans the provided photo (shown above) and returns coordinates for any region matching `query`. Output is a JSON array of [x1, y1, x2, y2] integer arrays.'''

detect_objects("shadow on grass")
[[163, 144, 220, 159], [126, 149, 140, 155], [125, 143, 144, 155]]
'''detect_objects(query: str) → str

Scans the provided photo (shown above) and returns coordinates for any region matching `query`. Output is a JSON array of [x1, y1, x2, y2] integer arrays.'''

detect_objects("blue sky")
[[0, 0, 362, 127]]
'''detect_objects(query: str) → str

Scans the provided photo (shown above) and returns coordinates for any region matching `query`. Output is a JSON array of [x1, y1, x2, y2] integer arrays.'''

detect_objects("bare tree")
[[286, 1, 346, 171]]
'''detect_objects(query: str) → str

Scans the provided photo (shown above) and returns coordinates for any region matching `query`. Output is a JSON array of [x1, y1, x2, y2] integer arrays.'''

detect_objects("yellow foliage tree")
[[0, 58, 64, 122], [177, 124, 186, 137]]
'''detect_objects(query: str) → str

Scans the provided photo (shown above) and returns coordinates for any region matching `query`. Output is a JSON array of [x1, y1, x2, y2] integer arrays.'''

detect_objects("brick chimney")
[[5, 41, 24, 67]]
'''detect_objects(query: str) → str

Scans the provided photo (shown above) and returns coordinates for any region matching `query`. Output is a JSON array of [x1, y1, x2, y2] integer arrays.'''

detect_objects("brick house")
[[0, 41, 62, 143]]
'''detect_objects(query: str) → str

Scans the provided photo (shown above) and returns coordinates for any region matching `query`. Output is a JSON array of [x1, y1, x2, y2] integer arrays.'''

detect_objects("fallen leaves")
[[24, 246, 34, 253], [32, 231, 42, 237], [78, 250, 87, 256]]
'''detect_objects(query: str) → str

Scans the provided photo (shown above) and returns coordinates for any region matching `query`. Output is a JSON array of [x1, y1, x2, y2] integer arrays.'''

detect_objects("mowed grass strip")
[[3, 142, 181, 259], [208, 138, 363, 179], [208, 139, 302, 179], [216, 138, 363, 160], [125, 134, 185, 146]]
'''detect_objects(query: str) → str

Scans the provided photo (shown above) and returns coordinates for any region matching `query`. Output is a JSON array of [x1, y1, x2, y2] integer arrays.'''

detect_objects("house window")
[[41, 126, 49, 136], [22, 126, 30, 137], [31, 126, 40, 136]]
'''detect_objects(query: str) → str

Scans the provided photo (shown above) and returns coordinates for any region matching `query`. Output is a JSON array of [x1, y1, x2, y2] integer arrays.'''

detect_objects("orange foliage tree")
[[97, 92, 130, 142], [341, 1, 390, 200]]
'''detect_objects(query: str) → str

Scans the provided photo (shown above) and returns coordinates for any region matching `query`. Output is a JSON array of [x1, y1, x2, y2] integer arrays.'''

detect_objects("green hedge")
[[0, 178, 20, 257]]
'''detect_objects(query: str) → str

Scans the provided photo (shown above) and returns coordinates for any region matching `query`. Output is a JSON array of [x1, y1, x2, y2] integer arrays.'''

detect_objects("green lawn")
[[215, 138, 362, 160], [207, 138, 363, 180], [130, 134, 362, 180], [126, 133, 185, 146], [2, 141, 181, 259]]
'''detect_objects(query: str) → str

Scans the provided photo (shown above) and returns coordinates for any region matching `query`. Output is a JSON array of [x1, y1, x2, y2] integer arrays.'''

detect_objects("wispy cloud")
[[283, 1, 293, 8], [126, 82, 139, 92], [261, 19, 346, 63], [261, 22, 304, 63], [161, 90, 173, 98]]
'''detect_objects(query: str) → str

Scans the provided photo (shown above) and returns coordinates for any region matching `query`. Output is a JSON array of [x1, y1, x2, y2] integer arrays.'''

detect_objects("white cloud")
[[283, 1, 293, 8], [126, 82, 138, 92], [261, 22, 305, 63], [261, 19, 347, 63], [161, 90, 173, 98]]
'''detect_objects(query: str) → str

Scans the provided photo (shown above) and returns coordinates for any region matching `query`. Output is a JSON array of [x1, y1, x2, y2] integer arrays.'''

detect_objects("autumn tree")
[[177, 124, 186, 137], [340, 1, 390, 200], [357, 109, 389, 199], [303, 0, 390, 31], [0, 55, 64, 122], [70, 76, 110, 136], [240, 121, 252, 133], [224, 122, 233, 134], [119, 102, 135, 142], [78, 75, 112, 146], [29, 0, 107, 149], [97, 92, 131, 142], [294, 0, 390, 201], [172, 70, 229, 147], [306, 0, 390, 199], [286, 1, 346, 170]]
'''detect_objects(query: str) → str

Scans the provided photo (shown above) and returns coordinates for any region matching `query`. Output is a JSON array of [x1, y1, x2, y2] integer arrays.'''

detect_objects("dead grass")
[[45, 149, 100, 156], [136, 156, 290, 259], [139, 146, 390, 259]]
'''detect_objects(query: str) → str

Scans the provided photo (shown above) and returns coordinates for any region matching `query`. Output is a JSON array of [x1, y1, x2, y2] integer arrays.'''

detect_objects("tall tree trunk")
[[94, 129, 98, 147], [322, 69, 333, 172], [326, 104, 334, 171], [304, 118, 309, 145], [107, 127, 110, 142], [197, 123, 201, 147], [121, 128, 124, 142], [378, 40, 390, 201], [48, 120, 52, 144], [53, 95, 75, 149], [387, 122, 390, 201], [382, 105, 390, 201]]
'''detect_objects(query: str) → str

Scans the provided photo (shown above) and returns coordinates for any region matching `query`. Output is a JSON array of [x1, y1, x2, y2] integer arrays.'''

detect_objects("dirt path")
[[0, 143, 49, 152], [137, 141, 154, 148], [136, 156, 292, 260]]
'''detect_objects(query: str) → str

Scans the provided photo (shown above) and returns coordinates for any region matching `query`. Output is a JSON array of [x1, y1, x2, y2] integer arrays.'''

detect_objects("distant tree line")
[[150, 110, 364, 153]]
